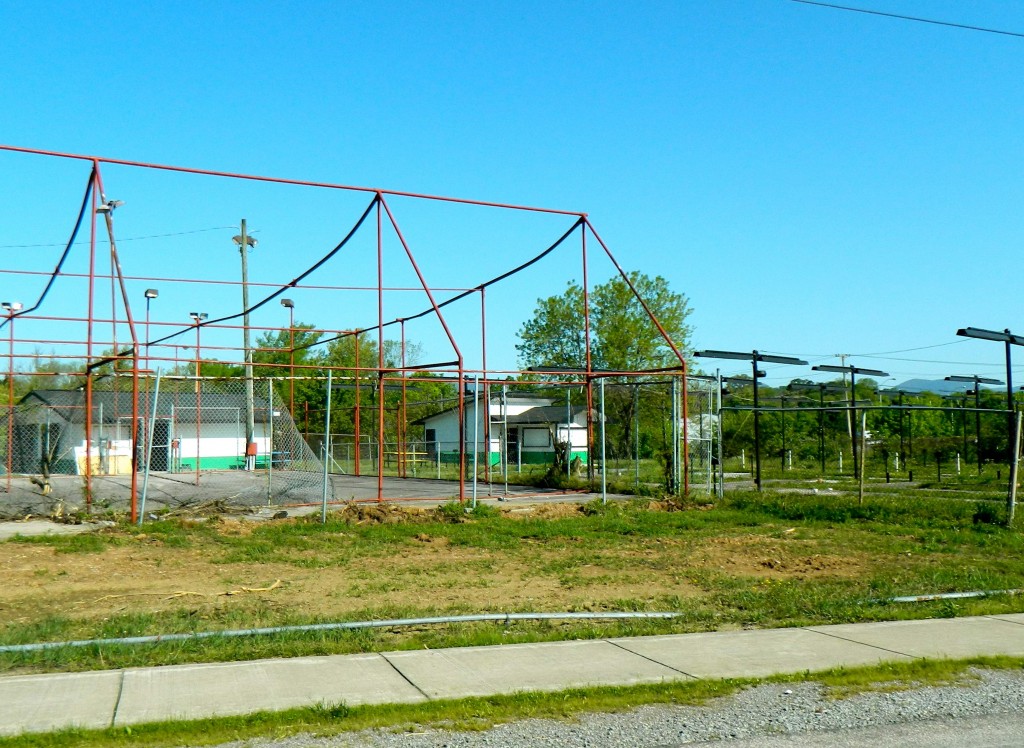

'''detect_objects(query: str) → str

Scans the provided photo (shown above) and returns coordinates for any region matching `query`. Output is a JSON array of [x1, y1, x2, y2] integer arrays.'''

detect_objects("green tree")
[[516, 272, 692, 460], [516, 272, 691, 373]]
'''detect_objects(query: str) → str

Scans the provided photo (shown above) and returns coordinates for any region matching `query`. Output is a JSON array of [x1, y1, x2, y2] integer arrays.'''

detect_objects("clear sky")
[[1, 0, 1022, 391]]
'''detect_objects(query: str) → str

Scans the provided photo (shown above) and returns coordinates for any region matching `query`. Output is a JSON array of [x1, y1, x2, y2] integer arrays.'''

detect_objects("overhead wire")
[[0, 166, 94, 333], [790, 0, 1024, 39]]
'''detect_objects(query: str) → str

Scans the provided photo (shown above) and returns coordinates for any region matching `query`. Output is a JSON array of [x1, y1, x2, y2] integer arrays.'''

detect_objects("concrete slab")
[[0, 669, 122, 736], [611, 627, 913, 679], [0, 519, 111, 541], [113, 653, 425, 725], [987, 612, 1024, 626], [806, 616, 1024, 659], [383, 639, 689, 700]]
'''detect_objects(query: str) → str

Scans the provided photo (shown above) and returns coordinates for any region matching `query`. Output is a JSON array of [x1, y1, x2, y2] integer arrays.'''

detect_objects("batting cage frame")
[[0, 145, 691, 522]]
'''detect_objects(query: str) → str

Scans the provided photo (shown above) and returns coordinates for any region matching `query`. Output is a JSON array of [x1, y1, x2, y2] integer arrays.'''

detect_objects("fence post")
[[472, 374, 479, 508], [1008, 410, 1021, 526], [267, 380, 273, 505], [321, 370, 332, 524], [139, 369, 162, 525], [858, 409, 867, 506]]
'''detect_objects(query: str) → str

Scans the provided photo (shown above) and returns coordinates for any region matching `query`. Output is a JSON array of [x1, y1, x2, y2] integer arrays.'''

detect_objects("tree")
[[516, 272, 692, 459], [515, 272, 691, 373]]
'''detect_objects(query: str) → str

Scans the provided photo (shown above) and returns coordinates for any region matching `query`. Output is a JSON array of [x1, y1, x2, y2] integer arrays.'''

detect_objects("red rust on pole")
[[5, 313, 13, 494], [583, 219, 690, 490], [400, 320, 407, 479], [354, 331, 361, 477], [480, 289, 491, 488], [581, 222, 594, 483], [378, 196, 466, 501], [94, 165, 144, 522], [376, 195, 385, 503], [84, 163, 99, 512], [0, 144, 586, 218]]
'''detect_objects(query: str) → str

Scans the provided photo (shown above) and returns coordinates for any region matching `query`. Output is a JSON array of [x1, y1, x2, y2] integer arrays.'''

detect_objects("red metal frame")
[[0, 144, 691, 508]]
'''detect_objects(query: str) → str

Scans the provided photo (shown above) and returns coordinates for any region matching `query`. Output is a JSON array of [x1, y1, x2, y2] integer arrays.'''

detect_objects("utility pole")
[[836, 353, 852, 439], [234, 221, 258, 470]]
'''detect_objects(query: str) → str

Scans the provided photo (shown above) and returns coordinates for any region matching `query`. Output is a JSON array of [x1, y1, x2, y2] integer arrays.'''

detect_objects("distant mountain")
[[893, 378, 994, 395]]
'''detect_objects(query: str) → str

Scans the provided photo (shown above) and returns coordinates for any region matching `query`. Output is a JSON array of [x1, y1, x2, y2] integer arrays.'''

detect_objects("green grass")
[[1, 657, 1021, 748], [3, 491, 1024, 674]]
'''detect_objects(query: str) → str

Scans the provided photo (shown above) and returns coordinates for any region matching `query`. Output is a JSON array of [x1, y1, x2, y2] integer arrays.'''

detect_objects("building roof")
[[506, 405, 588, 426], [17, 389, 278, 425], [416, 403, 588, 428]]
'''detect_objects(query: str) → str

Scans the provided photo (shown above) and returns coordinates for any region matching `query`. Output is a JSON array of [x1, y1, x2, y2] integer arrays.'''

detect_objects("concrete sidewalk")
[[3, 613, 1024, 736]]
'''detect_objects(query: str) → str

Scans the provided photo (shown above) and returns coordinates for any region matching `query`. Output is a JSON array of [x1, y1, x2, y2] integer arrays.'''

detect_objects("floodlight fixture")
[[189, 312, 208, 323], [95, 199, 124, 214], [144, 288, 159, 299], [280, 298, 294, 308], [1, 301, 23, 312], [957, 327, 1024, 346], [232, 233, 258, 249], [812, 364, 890, 378], [956, 325, 1020, 462], [945, 375, 1003, 386]]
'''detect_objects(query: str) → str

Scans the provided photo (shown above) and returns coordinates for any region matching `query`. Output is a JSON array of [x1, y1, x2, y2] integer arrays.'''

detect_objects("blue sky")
[[2, 0, 1023, 390]]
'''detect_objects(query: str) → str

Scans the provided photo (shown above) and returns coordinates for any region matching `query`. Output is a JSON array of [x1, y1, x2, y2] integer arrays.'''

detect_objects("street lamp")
[[233, 221, 258, 471], [280, 298, 295, 418], [2, 301, 22, 493], [144, 289, 158, 368], [812, 364, 889, 479], [956, 327, 1024, 465], [694, 350, 807, 490], [946, 374, 1003, 475]]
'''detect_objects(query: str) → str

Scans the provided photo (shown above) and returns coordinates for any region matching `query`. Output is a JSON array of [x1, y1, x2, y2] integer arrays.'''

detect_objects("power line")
[[791, 0, 1024, 39], [0, 225, 240, 249]]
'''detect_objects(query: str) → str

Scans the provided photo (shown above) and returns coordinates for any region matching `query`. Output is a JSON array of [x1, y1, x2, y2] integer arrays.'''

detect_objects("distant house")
[[415, 395, 589, 467], [10, 389, 280, 475]]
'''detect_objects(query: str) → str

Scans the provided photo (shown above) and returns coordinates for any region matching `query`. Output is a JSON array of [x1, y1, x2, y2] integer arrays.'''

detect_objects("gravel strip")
[[208, 667, 1024, 748]]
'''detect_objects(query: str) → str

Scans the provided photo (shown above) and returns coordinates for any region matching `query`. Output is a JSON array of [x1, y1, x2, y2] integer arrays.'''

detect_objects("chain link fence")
[[717, 393, 1018, 507], [0, 374, 331, 517]]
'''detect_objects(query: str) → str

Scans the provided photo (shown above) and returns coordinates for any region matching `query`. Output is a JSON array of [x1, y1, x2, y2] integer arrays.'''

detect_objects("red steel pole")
[[376, 195, 385, 502], [354, 331, 361, 477], [582, 223, 594, 483], [84, 163, 98, 511]]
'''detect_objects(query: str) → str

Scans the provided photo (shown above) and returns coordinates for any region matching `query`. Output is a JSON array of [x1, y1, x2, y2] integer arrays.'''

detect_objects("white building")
[[416, 395, 590, 467]]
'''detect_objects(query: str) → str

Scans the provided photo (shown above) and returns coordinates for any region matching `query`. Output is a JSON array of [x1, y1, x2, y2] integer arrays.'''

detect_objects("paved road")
[[684, 715, 1024, 747]]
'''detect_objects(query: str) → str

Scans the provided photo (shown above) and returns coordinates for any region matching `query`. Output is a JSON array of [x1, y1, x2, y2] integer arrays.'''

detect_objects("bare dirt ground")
[[0, 501, 862, 633]]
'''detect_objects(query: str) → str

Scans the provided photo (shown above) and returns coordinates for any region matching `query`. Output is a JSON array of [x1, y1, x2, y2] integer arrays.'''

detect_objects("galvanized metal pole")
[[139, 369, 162, 525]]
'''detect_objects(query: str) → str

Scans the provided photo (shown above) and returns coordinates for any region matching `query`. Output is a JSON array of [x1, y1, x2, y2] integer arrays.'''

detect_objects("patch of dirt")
[[503, 502, 585, 519], [334, 502, 432, 524], [693, 534, 865, 579]]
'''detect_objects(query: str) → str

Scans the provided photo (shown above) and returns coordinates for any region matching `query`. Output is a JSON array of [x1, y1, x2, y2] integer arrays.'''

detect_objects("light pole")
[[2, 301, 22, 492], [281, 298, 295, 418], [190, 312, 207, 484], [812, 364, 889, 480], [956, 327, 1024, 466], [694, 350, 807, 490], [144, 289, 158, 363], [233, 221, 258, 470], [946, 374, 1003, 475]]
